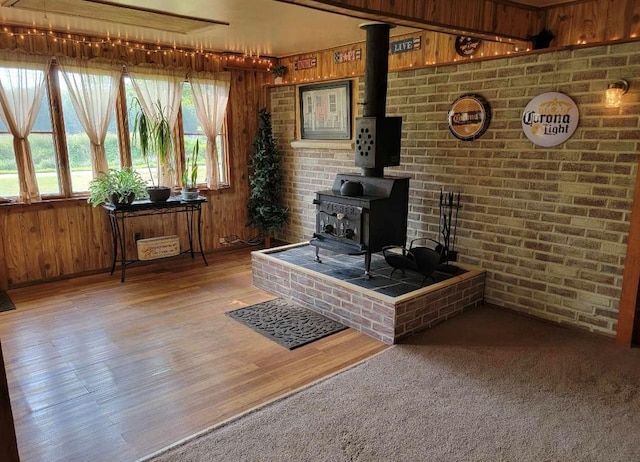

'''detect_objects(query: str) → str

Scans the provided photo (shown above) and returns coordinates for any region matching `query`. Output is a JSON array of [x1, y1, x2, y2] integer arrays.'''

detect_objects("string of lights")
[[0, 25, 277, 71]]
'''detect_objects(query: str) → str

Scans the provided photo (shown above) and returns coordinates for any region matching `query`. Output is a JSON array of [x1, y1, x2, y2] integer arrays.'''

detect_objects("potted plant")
[[132, 98, 174, 202], [181, 139, 200, 201], [270, 64, 287, 84], [87, 167, 148, 207], [247, 108, 288, 246]]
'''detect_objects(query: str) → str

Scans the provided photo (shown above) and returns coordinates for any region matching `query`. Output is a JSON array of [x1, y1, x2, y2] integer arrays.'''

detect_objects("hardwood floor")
[[0, 247, 387, 462]]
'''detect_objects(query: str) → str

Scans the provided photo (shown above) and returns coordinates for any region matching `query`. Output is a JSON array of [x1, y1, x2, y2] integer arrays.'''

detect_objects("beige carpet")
[[142, 306, 640, 461]]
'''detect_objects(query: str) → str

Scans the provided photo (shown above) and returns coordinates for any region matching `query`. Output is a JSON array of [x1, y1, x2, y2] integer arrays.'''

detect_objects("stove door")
[[315, 201, 364, 247]]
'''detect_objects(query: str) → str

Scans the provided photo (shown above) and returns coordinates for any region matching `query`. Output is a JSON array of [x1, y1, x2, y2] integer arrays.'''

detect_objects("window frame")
[[0, 63, 232, 204]]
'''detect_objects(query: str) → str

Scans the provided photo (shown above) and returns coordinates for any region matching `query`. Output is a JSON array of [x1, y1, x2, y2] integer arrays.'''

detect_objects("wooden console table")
[[103, 196, 208, 282]]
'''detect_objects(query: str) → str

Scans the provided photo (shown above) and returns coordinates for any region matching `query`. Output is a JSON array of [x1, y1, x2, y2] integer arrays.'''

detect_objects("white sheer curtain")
[[56, 57, 122, 178], [0, 53, 51, 203], [128, 67, 183, 186], [189, 72, 231, 189]]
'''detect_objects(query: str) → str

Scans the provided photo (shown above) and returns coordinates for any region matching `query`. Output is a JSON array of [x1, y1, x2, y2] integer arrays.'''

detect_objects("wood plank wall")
[[274, 0, 640, 85], [280, 0, 543, 41]]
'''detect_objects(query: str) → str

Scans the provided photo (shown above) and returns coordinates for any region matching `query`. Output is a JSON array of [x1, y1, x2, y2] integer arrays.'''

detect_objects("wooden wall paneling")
[[89, 206, 112, 270], [3, 211, 25, 286], [616, 137, 640, 345], [53, 206, 76, 278], [0, 211, 8, 290], [66, 204, 94, 274], [281, 0, 537, 41], [37, 206, 62, 279], [569, 1, 606, 44], [19, 209, 44, 283], [628, 1, 640, 40]]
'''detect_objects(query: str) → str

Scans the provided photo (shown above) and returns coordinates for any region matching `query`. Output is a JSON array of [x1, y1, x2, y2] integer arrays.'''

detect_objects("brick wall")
[[269, 41, 640, 337]]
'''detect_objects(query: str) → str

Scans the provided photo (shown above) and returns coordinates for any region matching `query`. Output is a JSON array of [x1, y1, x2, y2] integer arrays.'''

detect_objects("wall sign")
[[294, 57, 317, 71], [389, 36, 422, 55], [334, 48, 361, 64], [447, 94, 491, 141], [455, 36, 481, 56], [521, 92, 579, 147]]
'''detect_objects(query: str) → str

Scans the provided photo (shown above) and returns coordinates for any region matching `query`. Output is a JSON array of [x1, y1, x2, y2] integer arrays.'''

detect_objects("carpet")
[[143, 306, 640, 462], [226, 298, 348, 350], [0, 291, 15, 312]]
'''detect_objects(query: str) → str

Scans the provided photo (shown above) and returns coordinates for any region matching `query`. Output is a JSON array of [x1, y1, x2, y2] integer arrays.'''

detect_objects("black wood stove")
[[310, 22, 410, 276]]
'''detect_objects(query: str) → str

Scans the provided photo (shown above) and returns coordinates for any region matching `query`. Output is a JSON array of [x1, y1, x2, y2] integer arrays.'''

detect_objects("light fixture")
[[605, 79, 629, 108]]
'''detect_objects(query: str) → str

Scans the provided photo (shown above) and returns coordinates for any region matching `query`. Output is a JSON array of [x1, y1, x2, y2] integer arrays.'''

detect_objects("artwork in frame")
[[299, 81, 351, 140]]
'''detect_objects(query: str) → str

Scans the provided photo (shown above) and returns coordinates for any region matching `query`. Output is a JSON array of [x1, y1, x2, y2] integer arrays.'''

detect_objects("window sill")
[[290, 140, 354, 150]]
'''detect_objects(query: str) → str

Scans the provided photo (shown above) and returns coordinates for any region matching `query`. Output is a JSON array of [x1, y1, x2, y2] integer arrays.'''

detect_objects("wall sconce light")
[[605, 79, 629, 108]]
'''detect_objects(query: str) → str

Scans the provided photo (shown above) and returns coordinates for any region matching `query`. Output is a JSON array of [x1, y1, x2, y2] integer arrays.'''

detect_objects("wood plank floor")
[[0, 247, 387, 462]]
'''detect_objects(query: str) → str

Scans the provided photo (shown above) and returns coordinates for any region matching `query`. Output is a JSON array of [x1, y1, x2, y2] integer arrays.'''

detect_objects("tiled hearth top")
[[257, 243, 468, 299]]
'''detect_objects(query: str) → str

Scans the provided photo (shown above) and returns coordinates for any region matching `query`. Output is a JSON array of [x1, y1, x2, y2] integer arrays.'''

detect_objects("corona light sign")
[[521, 92, 579, 147]]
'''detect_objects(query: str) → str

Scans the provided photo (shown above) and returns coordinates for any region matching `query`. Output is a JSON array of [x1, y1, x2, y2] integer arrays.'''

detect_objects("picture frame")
[[299, 81, 351, 140]]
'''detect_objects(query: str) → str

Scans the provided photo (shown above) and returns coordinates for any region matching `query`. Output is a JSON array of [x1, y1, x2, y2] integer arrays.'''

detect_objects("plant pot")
[[181, 187, 199, 201], [110, 192, 136, 208], [147, 186, 171, 202]]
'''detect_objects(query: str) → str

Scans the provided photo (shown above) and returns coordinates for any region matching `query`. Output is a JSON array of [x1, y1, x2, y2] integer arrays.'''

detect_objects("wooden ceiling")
[[0, 0, 583, 57]]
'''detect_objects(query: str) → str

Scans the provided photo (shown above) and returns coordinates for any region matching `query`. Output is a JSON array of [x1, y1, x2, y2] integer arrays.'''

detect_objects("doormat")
[[226, 298, 347, 350], [0, 291, 15, 312]]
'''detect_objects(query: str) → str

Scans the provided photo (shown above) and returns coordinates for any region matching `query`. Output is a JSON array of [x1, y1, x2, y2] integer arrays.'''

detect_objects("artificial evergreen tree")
[[247, 108, 288, 243]]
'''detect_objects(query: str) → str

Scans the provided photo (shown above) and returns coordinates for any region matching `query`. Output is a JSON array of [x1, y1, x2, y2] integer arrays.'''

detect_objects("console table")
[[103, 196, 208, 282]]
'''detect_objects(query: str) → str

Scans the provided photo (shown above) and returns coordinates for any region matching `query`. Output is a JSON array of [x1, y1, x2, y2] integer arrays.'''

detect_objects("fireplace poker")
[[452, 192, 460, 252]]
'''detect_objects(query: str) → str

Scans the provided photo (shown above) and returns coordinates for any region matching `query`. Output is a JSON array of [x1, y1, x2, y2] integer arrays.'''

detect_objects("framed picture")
[[299, 81, 351, 140]]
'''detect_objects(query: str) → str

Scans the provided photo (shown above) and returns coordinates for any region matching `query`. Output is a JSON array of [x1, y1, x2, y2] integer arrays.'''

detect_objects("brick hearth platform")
[[252, 243, 486, 345]]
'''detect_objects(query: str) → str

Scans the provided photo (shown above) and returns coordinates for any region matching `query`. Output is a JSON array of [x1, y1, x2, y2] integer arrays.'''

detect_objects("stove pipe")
[[361, 22, 391, 120], [355, 23, 402, 178]]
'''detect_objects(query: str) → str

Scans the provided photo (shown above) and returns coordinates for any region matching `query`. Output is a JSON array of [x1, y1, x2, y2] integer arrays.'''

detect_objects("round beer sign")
[[448, 94, 491, 141], [521, 92, 579, 147]]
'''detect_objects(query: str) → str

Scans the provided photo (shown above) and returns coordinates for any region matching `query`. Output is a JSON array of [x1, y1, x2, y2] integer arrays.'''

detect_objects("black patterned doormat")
[[226, 298, 347, 350], [0, 291, 16, 312]]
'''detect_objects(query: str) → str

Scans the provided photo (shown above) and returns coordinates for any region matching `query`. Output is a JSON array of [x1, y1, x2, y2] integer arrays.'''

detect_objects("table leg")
[[197, 204, 208, 266], [108, 214, 118, 276]]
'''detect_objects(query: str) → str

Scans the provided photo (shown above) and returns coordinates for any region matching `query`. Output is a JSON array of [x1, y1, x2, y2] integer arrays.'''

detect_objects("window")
[[123, 76, 155, 184], [181, 83, 207, 185], [0, 66, 58, 198], [0, 116, 19, 198], [30, 93, 59, 195], [0, 59, 231, 203], [181, 82, 229, 186], [58, 70, 120, 192]]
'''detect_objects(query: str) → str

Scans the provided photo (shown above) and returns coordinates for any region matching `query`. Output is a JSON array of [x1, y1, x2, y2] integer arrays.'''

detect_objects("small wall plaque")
[[447, 94, 491, 141], [455, 36, 481, 57]]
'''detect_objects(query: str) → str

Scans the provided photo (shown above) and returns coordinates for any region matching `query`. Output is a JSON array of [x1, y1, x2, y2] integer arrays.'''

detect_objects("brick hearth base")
[[252, 243, 486, 345]]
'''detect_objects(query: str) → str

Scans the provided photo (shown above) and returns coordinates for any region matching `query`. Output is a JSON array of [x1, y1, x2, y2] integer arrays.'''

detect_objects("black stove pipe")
[[360, 22, 391, 177]]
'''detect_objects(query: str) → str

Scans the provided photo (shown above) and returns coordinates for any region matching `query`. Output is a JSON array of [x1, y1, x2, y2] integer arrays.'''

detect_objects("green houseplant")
[[87, 167, 148, 207], [247, 108, 288, 246], [181, 139, 200, 200], [270, 64, 287, 84], [132, 97, 174, 202]]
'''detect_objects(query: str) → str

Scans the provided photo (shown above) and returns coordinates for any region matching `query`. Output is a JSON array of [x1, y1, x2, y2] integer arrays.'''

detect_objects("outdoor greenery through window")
[[181, 82, 228, 186], [0, 66, 58, 197], [0, 61, 230, 203], [58, 70, 121, 193]]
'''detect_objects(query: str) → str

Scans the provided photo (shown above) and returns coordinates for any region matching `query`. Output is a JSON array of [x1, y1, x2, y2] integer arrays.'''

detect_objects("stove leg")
[[314, 246, 322, 263], [364, 252, 372, 279]]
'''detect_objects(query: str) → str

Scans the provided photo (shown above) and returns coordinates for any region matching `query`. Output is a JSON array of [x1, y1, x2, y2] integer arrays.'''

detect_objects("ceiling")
[[0, 0, 578, 58]]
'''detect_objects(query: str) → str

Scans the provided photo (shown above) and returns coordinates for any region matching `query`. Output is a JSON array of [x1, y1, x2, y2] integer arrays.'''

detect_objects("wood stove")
[[310, 22, 410, 276]]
